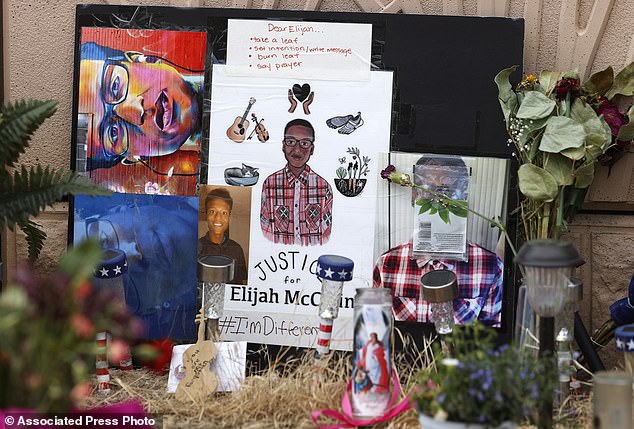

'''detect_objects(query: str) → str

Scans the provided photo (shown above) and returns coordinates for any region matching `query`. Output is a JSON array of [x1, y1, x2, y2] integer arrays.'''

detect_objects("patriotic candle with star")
[[615, 324, 634, 379], [93, 249, 128, 300], [93, 249, 134, 370]]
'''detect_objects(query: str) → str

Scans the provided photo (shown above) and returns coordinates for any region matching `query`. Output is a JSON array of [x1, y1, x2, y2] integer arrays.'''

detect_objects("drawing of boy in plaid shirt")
[[260, 119, 333, 246]]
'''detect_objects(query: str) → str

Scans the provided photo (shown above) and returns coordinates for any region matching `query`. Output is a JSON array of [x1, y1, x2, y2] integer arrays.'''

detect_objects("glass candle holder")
[[351, 287, 392, 419], [593, 371, 633, 429], [315, 255, 354, 358], [197, 255, 234, 340], [615, 324, 634, 380], [556, 277, 583, 342], [420, 270, 458, 335]]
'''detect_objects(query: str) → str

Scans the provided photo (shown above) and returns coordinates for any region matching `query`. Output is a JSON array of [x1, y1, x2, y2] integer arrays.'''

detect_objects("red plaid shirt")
[[373, 241, 503, 327], [260, 165, 333, 246]]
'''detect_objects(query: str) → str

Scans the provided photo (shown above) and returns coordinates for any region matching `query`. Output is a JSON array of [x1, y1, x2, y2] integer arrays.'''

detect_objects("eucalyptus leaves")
[[495, 63, 634, 239]]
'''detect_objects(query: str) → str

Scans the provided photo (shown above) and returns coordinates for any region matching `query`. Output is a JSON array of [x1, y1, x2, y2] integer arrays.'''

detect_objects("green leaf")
[[446, 200, 468, 218], [606, 61, 634, 98], [494, 66, 519, 127], [617, 121, 634, 141], [0, 165, 111, 230], [571, 98, 611, 142], [560, 145, 586, 160], [417, 198, 433, 214], [17, 219, 46, 261], [574, 162, 595, 188], [582, 66, 614, 96], [585, 133, 610, 161], [540, 116, 587, 153], [518, 163, 559, 201], [543, 153, 574, 186], [538, 70, 564, 94], [516, 91, 556, 120], [438, 207, 451, 224], [0, 99, 57, 167]]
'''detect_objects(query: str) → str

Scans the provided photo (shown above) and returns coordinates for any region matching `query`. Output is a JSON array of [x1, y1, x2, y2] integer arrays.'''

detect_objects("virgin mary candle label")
[[351, 288, 392, 419]]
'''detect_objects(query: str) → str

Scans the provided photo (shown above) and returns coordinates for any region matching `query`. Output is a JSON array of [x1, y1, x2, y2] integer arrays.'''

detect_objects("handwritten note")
[[226, 19, 371, 81]]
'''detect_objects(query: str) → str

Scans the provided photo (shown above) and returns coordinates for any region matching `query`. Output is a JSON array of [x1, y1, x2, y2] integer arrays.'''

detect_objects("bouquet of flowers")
[[495, 62, 634, 240], [413, 323, 557, 428], [0, 241, 144, 412]]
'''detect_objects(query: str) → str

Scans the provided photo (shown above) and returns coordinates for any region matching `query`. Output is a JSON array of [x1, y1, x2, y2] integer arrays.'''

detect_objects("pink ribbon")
[[311, 370, 411, 428]]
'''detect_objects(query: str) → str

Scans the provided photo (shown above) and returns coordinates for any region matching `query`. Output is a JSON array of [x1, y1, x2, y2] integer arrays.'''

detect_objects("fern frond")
[[0, 99, 57, 168], [0, 165, 111, 229], [17, 219, 47, 261]]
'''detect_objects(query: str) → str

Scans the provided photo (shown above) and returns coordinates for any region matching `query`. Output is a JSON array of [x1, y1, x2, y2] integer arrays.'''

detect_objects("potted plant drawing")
[[334, 147, 370, 197]]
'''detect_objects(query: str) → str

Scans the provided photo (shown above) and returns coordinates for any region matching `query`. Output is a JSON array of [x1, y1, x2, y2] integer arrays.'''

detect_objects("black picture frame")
[[70, 4, 524, 346]]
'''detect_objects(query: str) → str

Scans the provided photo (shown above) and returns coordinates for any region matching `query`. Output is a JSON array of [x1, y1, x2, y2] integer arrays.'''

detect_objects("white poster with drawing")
[[206, 64, 392, 350]]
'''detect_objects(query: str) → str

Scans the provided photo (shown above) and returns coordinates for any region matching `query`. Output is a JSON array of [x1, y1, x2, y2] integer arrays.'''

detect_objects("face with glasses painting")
[[282, 122, 315, 177], [78, 53, 200, 165]]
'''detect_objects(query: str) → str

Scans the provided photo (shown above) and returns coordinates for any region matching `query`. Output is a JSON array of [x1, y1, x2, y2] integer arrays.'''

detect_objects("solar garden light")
[[421, 270, 458, 335], [314, 255, 354, 359], [93, 249, 132, 395], [514, 239, 584, 429], [197, 255, 234, 341]]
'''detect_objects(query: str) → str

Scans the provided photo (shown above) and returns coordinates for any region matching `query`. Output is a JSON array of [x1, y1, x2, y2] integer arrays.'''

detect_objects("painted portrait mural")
[[75, 28, 206, 196], [74, 193, 199, 340]]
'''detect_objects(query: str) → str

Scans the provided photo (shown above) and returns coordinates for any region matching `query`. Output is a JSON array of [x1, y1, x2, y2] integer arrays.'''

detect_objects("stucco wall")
[[3, 0, 634, 367]]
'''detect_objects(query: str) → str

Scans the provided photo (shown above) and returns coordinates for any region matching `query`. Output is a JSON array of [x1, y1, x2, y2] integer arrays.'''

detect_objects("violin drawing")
[[175, 306, 218, 402], [226, 97, 256, 143], [247, 113, 269, 142]]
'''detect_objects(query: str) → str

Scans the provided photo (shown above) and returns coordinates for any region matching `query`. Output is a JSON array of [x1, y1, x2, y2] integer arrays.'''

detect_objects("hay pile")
[[82, 343, 593, 428]]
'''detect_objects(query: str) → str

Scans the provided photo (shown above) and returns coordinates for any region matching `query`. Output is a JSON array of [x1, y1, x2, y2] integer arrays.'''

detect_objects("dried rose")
[[380, 164, 396, 180], [554, 77, 579, 100], [596, 98, 627, 137]]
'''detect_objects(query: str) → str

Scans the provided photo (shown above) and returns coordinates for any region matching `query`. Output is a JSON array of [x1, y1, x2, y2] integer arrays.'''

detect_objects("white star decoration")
[[617, 338, 625, 350], [338, 269, 350, 280], [99, 267, 109, 277], [113, 265, 122, 275], [323, 267, 334, 278], [628, 339, 634, 351], [316, 264, 322, 275]]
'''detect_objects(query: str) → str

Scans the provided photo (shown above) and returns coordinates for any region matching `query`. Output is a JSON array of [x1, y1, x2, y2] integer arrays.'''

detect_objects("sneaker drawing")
[[326, 114, 354, 129], [337, 112, 363, 135]]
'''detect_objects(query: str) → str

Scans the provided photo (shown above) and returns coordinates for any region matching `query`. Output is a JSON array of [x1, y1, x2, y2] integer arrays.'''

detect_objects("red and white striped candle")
[[315, 318, 334, 358], [96, 331, 110, 395]]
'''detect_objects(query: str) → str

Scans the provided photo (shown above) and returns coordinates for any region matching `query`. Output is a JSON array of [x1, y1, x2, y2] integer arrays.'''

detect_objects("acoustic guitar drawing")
[[175, 306, 218, 403], [226, 97, 256, 143]]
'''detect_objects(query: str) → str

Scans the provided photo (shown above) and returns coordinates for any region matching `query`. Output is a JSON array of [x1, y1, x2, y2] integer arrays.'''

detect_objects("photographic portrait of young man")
[[199, 187, 249, 285], [260, 118, 333, 246]]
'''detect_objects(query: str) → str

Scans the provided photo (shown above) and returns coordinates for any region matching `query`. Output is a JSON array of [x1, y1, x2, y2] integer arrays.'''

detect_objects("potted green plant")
[[412, 323, 557, 429], [0, 240, 144, 412]]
